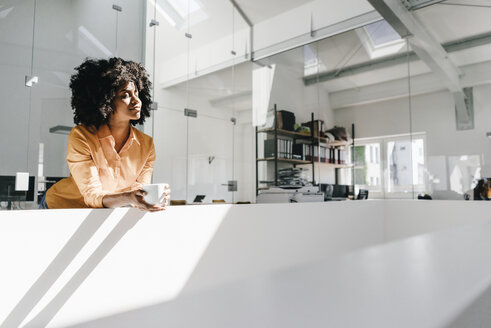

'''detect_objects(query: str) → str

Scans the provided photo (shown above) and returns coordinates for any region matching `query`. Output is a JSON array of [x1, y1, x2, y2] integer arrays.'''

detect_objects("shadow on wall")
[[0, 209, 145, 328], [65, 202, 384, 328]]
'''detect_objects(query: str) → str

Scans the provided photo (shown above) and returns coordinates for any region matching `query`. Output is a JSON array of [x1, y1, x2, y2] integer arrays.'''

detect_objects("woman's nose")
[[131, 95, 140, 104]]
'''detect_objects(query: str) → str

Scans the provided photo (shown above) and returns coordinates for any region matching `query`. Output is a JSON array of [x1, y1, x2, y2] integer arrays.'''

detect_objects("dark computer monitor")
[[193, 195, 206, 203], [0, 175, 35, 202], [320, 184, 333, 200], [320, 184, 349, 201], [357, 189, 369, 200], [333, 184, 349, 199]]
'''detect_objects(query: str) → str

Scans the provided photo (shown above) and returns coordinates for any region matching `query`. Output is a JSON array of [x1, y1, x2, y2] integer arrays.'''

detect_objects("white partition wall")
[[0, 203, 383, 327], [1, 200, 491, 327]]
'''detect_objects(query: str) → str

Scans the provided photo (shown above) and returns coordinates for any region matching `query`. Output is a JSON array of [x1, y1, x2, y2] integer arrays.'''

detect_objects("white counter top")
[[0, 201, 490, 327], [72, 217, 491, 328]]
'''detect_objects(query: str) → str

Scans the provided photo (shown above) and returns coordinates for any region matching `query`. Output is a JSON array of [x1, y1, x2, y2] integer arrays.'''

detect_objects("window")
[[387, 137, 425, 195], [353, 133, 426, 198], [353, 142, 382, 196]]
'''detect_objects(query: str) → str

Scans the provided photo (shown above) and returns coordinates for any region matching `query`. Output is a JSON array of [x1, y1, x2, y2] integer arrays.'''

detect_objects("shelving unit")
[[255, 104, 353, 195]]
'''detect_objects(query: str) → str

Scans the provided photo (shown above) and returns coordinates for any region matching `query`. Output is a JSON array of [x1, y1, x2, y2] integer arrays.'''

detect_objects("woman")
[[40, 57, 168, 211]]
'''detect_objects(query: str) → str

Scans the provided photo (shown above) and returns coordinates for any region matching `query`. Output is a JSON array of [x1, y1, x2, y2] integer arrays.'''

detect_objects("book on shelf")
[[263, 137, 349, 165], [264, 138, 293, 159]]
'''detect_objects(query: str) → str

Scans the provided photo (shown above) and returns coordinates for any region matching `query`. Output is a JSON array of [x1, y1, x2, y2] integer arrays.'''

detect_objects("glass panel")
[[407, 3, 491, 200], [386, 136, 425, 196], [146, 0, 190, 204], [252, 19, 413, 202], [353, 142, 383, 197], [153, 107, 188, 201], [188, 114, 234, 203], [33, 0, 145, 205], [187, 0, 236, 204], [254, 21, 414, 201], [152, 0, 252, 205], [0, 0, 35, 209], [331, 22, 412, 200]]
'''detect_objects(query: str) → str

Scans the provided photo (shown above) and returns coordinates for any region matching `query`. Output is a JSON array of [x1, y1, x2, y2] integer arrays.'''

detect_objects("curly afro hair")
[[69, 57, 152, 128]]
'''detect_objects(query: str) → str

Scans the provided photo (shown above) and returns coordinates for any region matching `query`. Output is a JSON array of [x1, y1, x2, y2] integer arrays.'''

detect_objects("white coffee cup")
[[142, 183, 169, 205]]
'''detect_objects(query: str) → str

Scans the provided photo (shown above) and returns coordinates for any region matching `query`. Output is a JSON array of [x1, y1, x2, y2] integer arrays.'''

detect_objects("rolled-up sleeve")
[[67, 128, 109, 208]]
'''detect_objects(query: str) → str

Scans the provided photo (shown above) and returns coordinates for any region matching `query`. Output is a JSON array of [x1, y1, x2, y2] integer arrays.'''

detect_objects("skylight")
[[149, 0, 208, 30], [364, 20, 401, 46], [357, 20, 406, 59], [168, 0, 202, 17]]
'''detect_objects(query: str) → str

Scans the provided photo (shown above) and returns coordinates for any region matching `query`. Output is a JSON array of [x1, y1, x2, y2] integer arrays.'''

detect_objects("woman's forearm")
[[102, 190, 166, 212], [102, 191, 132, 208]]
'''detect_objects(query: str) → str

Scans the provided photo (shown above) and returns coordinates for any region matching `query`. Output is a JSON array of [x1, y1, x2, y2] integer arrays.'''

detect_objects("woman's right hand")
[[128, 189, 167, 212], [102, 188, 169, 212]]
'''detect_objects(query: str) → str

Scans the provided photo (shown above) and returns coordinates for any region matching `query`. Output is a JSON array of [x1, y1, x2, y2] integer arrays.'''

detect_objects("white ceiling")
[[168, 0, 491, 111], [315, 0, 491, 93], [415, 0, 491, 43], [154, 0, 313, 61], [234, 0, 312, 24]]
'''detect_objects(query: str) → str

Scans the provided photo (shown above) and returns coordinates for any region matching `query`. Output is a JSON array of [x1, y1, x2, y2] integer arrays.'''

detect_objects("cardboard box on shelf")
[[301, 120, 324, 137]]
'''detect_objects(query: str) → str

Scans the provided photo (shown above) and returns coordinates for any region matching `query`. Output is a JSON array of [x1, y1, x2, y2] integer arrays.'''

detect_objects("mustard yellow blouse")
[[46, 124, 155, 208]]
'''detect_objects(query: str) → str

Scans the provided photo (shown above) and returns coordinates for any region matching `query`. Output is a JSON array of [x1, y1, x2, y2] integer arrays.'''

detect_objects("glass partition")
[[0, 0, 145, 209], [146, 0, 192, 202], [148, 0, 252, 205], [6, 0, 486, 208], [253, 19, 413, 202], [35, 0, 145, 205], [0, 1, 35, 209], [1, 0, 251, 209], [407, 2, 491, 200], [252, 1, 491, 202], [326, 21, 413, 200]]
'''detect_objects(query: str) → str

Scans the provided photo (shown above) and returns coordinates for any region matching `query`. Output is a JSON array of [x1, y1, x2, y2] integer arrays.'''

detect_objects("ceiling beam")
[[364, 0, 472, 128], [329, 58, 491, 109], [230, 0, 254, 61], [303, 30, 491, 85], [401, 0, 445, 11], [229, 0, 253, 27], [368, 0, 463, 92]]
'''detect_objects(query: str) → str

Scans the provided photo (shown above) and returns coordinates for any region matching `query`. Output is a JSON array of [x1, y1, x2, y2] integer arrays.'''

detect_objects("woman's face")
[[112, 81, 142, 122]]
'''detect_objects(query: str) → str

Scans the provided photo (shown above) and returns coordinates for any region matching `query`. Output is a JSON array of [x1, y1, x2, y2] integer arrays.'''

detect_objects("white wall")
[[65, 203, 491, 328], [334, 81, 491, 196], [1, 200, 490, 327], [384, 200, 491, 241], [0, 202, 383, 327]]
